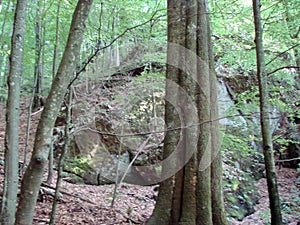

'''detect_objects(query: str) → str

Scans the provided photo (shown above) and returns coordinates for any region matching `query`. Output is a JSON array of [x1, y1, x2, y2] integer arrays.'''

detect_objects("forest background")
[[0, 0, 299, 224]]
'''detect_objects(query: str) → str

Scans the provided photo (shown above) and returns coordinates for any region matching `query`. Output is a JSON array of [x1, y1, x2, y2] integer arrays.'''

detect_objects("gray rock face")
[[218, 79, 248, 128], [66, 65, 289, 187]]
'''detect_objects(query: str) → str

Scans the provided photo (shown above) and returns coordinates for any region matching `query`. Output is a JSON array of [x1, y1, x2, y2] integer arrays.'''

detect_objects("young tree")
[[32, 0, 44, 110], [282, 0, 300, 77], [15, 1, 93, 224], [46, 0, 62, 185], [52, 0, 62, 79], [252, 0, 282, 224], [0, 0, 28, 224]]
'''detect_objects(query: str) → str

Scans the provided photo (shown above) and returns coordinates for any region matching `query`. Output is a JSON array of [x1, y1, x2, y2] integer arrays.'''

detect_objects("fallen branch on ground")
[[41, 182, 97, 205]]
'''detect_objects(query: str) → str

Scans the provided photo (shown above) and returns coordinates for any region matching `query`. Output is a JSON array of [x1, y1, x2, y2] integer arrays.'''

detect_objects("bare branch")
[[267, 65, 300, 76], [276, 157, 300, 162], [291, 26, 300, 39], [266, 43, 300, 66], [41, 183, 97, 205]]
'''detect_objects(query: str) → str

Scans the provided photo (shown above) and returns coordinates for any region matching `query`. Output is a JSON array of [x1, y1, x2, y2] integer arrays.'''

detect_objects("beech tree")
[[15, 1, 93, 224], [148, 0, 227, 224], [147, 1, 183, 224], [0, 0, 28, 224], [196, 0, 212, 223]]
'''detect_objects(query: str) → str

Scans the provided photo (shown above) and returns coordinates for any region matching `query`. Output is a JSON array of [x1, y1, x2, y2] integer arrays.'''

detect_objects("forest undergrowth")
[[0, 101, 299, 225]]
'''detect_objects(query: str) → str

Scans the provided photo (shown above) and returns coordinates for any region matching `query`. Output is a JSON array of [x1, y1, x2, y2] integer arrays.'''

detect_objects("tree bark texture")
[[252, 0, 283, 224], [149, 0, 228, 224], [15, 1, 93, 224], [147, 1, 182, 224], [196, 0, 213, 224], [0, 0, 28, 224], [177, 0, 197, 224], [207, 5, 228, 225]]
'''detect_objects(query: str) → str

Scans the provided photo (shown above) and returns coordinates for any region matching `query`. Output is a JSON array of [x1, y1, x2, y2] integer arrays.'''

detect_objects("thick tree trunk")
[[146, 65, 180, 224], [150, 1, 227, 224], [252, 1, 282, 224], [147, 2, 182, 224], [179, 158, 196, 225], [15, 1, 93, 224], [196, 1, 213, 225], [0, 0, 28, 224], [178, 1, 197, 224]]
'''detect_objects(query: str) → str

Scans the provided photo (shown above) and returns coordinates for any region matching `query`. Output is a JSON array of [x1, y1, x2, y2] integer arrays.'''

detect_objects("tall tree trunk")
[[252, 1, 282, 224], [147, 1, 182, 224], [47, 0, 62, 185], [32, 0, 44, 110], [196, 0, 213, 224], [15, 1, 93, 224], [98, 2, 103, 42], [49, 89, 72, 225], [207, 5, 228, 225], [170, 1, 188, 224], [149, 1, 227, 224], [52, 0, 61, 79], [178, 0, 197, 223], [0, 0, 28, 224]]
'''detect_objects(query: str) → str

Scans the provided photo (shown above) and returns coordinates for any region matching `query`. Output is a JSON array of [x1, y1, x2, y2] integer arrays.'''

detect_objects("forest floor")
[[232, 167, 299, 225], [0, 101, 299, 225]]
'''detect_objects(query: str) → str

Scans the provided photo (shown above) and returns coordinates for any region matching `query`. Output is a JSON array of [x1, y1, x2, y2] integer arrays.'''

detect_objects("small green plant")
[[259, 209, 271, 225], [65, 156, 92, 175], [0, 88, 7, 101]]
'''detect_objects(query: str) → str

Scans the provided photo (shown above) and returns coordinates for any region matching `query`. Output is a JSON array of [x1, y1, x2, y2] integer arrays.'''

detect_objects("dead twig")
[[41, 183, 97, 205], [31, 107, 44, 116], [276, 157, 300, 162], [33, 218, 50, 223]]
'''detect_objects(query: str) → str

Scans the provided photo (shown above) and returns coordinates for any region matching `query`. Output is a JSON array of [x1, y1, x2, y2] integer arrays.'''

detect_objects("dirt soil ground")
[[0, 101, 299, 225]]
